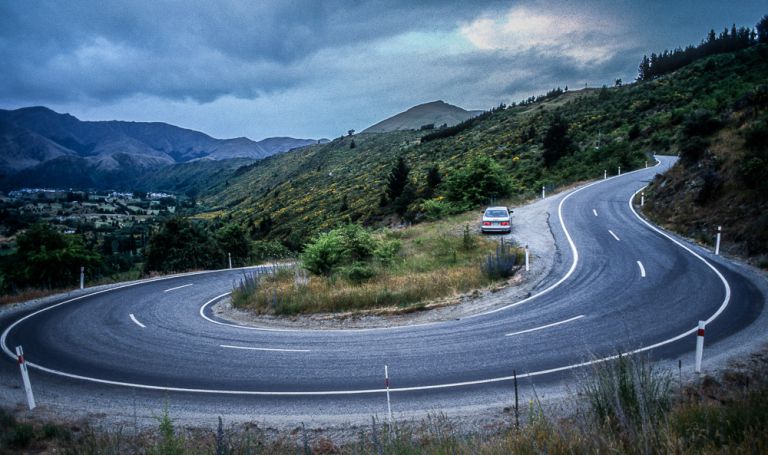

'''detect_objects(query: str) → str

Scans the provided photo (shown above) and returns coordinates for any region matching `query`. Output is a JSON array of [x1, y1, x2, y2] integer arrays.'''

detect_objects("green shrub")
[[301, 224, 378, 276], [683, 109, 723, 137], [340, 262, 376, 283], [301, 230, 346, 276], [678, 136, 709, 165], [374, 239, 402, 265], [444, 155, 512, 206], [420, 199, 467, 221], [251, 240, 291, 262]]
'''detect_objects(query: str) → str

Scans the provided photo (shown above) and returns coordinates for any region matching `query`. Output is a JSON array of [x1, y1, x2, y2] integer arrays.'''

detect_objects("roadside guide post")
[[525, 245, 530, 272], [384, 365, 393, 426], [715, 226, 722, 256], [15, 346, 36, 410], [695, 321, 706, 373]]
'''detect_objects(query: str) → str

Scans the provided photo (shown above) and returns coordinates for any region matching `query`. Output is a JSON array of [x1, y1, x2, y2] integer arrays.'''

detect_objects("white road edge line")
[[608, 230, 620, 241], [129, 314, 146, 328], [0, 159, 733, 396], [637, 260, 646, 278], [593, 209, 598, 217], [220, 344, 310, 353], [164, 284, 193, 292], [505, 315, 584, 337]]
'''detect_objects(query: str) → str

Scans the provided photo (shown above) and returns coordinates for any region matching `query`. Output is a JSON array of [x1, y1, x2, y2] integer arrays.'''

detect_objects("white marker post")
[[228, 252, 232, 269], [15, 346, 36, 410], [524, 245, 530, 272], [384, 365, 393, 426], [695, 321, 705, 373], [618, 166, 621, 176], [645, 160, 648, 168], [603, 169, 607, 180], [541, 186, 545, 199], [79, 266, 84, 290], [715, 226, 722, 256], [641, 192, 645, 207]]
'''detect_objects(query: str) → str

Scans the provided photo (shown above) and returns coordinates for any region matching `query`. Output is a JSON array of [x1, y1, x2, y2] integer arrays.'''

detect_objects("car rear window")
[[485, 210, 508, 217]]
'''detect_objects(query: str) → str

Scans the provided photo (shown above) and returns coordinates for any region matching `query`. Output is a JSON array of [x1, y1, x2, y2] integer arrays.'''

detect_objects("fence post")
[[513, 369, 519, 429], [15, 346, 36, 410], [715, 226, 722, 256], [695, 321, 705, 373]]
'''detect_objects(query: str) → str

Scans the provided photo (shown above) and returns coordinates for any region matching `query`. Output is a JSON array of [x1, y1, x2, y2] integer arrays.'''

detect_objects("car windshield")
[[485, 210, 508, 217]]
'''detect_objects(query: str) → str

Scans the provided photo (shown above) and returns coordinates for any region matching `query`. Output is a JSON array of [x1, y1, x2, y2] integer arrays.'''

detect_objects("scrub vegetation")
[[4, 347, 767, 454], [231, 214, 523, 315]]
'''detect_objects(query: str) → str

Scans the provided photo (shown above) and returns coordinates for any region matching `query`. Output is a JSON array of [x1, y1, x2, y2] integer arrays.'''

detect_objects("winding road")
[[1, 155, 765, 421]]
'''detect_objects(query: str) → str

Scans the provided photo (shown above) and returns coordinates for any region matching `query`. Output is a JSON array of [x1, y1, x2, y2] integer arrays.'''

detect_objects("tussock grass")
[[231, 214, 521, 315]]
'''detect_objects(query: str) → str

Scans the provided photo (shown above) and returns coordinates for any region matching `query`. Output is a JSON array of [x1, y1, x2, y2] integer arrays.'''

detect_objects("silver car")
[[481, 206, 512, 234]]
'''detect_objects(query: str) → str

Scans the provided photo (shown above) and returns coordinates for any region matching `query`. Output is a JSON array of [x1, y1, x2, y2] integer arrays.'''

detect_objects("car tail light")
[[482, 221, 492, 226], [500, 221, 510, 226]]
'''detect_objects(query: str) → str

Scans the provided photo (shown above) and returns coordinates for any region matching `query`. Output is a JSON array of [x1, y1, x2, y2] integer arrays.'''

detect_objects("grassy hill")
[[196, 44, 768, 256], [361, 100, 480, 133]]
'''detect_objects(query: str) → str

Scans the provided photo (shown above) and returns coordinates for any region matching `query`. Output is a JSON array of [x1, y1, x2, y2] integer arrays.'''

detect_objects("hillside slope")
[[362, 100, 480, 133], [641, 45, 768, 261], [200, 45, 768, 254], [0, 107, 319, 190]]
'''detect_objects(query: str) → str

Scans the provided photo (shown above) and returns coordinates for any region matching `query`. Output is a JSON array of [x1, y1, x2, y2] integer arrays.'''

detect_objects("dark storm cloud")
[[0, 0, 495, 104]]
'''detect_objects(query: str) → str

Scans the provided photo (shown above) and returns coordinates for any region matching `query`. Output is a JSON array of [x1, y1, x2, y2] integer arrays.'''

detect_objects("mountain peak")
[[362, 100, 478, 133]]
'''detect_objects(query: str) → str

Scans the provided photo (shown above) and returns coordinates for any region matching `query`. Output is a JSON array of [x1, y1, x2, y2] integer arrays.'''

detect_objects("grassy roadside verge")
[[3, 347, 767, 454], [231, 211, 524, 315]]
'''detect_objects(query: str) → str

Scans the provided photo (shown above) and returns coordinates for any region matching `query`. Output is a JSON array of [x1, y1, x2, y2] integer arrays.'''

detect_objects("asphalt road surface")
[[1, 155, 765, 422]]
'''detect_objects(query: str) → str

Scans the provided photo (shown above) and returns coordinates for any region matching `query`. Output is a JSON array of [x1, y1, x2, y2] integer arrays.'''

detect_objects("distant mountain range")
[[362, 100, 483, 133], [0, 106, 324, 190]]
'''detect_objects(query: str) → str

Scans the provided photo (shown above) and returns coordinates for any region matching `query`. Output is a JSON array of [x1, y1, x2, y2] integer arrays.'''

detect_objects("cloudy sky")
[[1, 1, 765, 140]]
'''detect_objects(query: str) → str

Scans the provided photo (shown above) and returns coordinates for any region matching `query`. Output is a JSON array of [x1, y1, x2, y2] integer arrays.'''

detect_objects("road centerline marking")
[[593, 209, 598, 217], [129, 314, 146, 328], [608, 230, 620, 241], [164, 284, 193, 292], [637, 260, 646, 278], [505, 315, 584, 337], [220, 344, 311, 353]]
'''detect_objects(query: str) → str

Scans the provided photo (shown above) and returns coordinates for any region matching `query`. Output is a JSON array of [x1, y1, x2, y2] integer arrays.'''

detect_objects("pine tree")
[[758, 15, 768, 44], [542, 114, 574, 168], [426, 165, 442, 190], [386, 156, 410, 201]]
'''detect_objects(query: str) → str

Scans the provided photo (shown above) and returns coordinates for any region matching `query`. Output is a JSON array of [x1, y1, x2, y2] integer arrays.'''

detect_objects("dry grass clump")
[[232, 215, 523, 315]]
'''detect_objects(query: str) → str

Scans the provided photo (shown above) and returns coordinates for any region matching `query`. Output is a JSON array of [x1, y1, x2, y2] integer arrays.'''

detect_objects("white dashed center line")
[[593, 209, 598, 217], [608, 230, 620, 241], [637, 261, 646, 278], [129, 314, 146, 328], [220, 345, 311, 353], [505, 315, 585, 337], [164, 284, 193, 292]]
